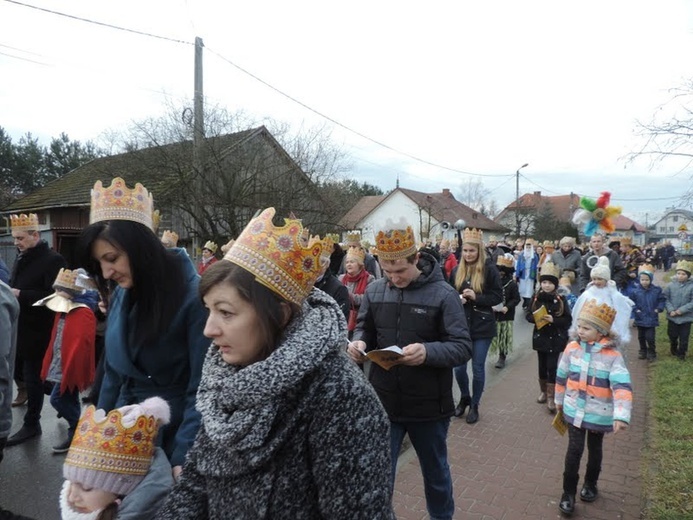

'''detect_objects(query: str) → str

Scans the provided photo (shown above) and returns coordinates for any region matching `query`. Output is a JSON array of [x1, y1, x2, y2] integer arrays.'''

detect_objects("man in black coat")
[[6, 215, 66, 446]]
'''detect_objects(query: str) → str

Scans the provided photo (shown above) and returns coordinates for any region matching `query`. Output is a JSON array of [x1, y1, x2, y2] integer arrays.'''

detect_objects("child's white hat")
[[590, 256, 611, 281]]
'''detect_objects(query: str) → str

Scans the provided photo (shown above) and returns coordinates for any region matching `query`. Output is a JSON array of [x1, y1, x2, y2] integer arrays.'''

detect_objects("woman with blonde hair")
[[551, 236, 582, 296], [450, 228, 502, 424], [339, 246, 375, 339]]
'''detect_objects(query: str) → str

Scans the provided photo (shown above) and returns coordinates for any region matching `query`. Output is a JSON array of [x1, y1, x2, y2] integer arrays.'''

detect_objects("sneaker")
[[52, 438, 72, 454]]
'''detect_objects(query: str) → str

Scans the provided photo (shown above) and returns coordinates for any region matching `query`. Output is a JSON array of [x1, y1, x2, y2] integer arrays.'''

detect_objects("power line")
[[2, 0, 193, 46], [0, 49, 50, 66]]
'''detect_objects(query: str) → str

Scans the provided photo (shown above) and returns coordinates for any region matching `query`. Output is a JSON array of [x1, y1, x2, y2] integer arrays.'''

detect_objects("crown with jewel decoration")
[[223, 208, 324, 305], [160, 230, 179, 248], [9, 213, 39, 232], [373, 220, 417, 261], [90, 177, 155, 230], [579, 298, 617, 334], [64, 400, 167, 496], [463, 227, 483, 245]]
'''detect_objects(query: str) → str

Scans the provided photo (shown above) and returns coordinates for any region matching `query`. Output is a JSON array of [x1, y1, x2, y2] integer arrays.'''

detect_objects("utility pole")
[[515, 163, 528, 237], [192, 36, 205, 256]]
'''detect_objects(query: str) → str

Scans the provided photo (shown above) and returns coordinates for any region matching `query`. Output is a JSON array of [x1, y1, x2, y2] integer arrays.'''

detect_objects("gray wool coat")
[[156, 288, 395, 520]]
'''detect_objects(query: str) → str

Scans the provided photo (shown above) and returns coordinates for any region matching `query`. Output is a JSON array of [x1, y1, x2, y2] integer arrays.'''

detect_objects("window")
[[670, 226, 675, 232], [673, 216, 679, 222], [660, 226, 666, 232]]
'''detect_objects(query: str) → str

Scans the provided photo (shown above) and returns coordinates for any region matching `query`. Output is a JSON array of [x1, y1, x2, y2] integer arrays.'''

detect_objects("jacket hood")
[[404, 251, 443, 289]]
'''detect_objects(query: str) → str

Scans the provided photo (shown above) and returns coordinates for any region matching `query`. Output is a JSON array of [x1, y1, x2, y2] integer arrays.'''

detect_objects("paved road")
[[0, 310, 562, 519]]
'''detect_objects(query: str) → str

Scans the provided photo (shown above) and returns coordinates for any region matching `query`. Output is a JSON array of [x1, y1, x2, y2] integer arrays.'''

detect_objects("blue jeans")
[[390, 419, 454, 520], [454, 337, 493, 406], [50, 384, 81, 435]]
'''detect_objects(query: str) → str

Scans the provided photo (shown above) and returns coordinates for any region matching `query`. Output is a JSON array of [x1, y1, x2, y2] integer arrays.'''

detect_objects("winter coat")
[[354, 252, 472, 422], [9, 240, 67, 361], [555, 338, 633, 432], [0, 259, 9, 285], [629, 284, 665, 328], [495, 275, 521, 322], [156, 289, 395, 520], [450, 258, 503, 339], [551, 248, 582, 295], [98, 248, 209, 467], [314, 271, 349, 320], [663, 278, 693, 324], [0, 281, 19, 440], [526, 291, 572, 353]]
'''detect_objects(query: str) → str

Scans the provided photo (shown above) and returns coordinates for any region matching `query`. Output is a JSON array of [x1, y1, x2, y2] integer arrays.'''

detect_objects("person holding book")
[[158, 209, 395, 519], [490, 253, 521, 369], [525, 262, 572, 413], [347, 217, 471, 520], [555, 298, 632, 516]]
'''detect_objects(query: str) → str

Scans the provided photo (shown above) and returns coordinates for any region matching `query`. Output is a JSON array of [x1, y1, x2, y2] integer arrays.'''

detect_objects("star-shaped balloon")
[[571, 192, 622, 237]]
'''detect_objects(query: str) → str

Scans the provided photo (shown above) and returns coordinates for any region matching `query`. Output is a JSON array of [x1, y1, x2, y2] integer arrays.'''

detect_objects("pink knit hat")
[[63, 397, 170, 496]]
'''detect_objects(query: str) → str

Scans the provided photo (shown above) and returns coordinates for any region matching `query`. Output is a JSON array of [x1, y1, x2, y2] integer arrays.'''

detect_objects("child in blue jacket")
[[629, 264, 665, 361]]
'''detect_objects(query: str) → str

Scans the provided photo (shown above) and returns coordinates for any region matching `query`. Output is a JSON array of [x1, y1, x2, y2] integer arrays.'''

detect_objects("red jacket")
[[41, 307, 96, 393], [198, 256, 218, 275]]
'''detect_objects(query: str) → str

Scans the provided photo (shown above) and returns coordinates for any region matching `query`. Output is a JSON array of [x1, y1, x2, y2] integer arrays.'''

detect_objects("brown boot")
[[11, 384, 27, 407], [546, 383, 556, 413], [537, 379, 547, 403]]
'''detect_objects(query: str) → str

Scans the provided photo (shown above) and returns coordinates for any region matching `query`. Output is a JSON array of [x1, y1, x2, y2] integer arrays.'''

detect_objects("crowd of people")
[[0, 180, 691, 519]]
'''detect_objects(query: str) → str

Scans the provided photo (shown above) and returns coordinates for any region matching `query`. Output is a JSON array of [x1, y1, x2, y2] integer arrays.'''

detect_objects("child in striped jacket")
[[554, 298, 633, 517]]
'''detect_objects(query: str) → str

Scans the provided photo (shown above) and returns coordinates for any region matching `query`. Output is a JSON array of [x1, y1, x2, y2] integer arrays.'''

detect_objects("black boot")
[[466, 405, 479, 424], [495, 353, 506, 369], [558, 492, 575, 515], [454, 396, 471, 418], [671, 344, 678, 356], [638, 350, 647, 360], [6, 424, 41, 447], [579, 482, 598, 502]]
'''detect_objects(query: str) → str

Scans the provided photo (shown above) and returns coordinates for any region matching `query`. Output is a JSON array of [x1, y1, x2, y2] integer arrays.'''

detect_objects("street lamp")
[[515, 163, 529, 237], [454, 218, 466, 259]]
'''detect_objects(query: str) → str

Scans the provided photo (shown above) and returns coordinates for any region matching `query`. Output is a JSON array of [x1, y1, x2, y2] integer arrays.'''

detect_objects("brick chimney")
[[442, 188, 451, 197]]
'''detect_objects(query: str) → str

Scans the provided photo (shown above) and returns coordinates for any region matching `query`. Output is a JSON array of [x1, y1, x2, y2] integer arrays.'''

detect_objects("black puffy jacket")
[[449, 258, 503, 339], [353, 253, 472, 421]]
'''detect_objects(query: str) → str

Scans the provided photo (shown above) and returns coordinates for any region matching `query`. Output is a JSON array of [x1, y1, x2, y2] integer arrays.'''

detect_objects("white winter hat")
[[590, 256, 611, 281]]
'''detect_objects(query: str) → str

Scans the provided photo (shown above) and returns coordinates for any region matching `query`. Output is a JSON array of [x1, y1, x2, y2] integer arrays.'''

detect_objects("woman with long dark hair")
[[76, 178, 208, 479], [450, 228, 503, 424]]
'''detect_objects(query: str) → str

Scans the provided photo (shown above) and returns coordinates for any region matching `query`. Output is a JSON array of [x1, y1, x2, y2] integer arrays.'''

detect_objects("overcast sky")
[[2, 0, 693, 226]]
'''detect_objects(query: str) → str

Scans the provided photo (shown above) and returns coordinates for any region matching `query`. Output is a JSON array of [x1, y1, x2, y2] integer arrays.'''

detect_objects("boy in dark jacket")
[[629, 264, 665, 361], [491, 254, 521, 369], [526, 262, 572, 413]]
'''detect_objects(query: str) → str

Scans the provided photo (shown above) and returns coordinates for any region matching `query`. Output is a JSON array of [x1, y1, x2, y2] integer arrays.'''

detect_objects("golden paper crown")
[[64, 405, 161, 492], [203, 241, 218, 253], [579, 298, 617, 333], [463, 228, 483, 245], [223, 208, 324, 305], [542, 240, 555, 250], [675, 259, 693, 274], [345, 232, 362, 246], [52, 268, 95, 293], [325, 233, 340, 243], [373, 226, 417, 261], [160, 230, 179, 248], [638, 263, 655, 276], [346, 246, 366, 264], [90, 177, 155, 230], [496, 254, 514, 269], [320, 236, 335, 260], [9, 213, 39, 231], [540, 262, 560, 281], [619, 236, 632, 247]]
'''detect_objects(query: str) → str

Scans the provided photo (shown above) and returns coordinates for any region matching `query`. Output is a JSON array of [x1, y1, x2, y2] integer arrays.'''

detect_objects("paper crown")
[[346, 245, 366, 264], [324, 233, 340, 243], [373, 222, 417, 261], [638, 263, 655, 276], [320, 235, 335, 261], [53, 268, 95, 293], [90, 177, 156, 230], [540, 262, 560, 281], [462, 228, 483, 245], [64, 400, 167, 496], [620, 236, 632, 247], [559, 275, 573, 286], [542, 240, 555, 249], [579, 298, 617, 333], [161, 230, 179, 248], [9, 213, 39, 232], [223, 208, 324, 305], [203, 241, 218, 253], [345, 232, 362, 245], [220, 239, 235, 254], [496, 253, 515, 269], [675, 259, 693, 274]]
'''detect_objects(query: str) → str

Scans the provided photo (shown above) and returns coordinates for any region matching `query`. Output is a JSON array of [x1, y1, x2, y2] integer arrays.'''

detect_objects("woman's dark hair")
[[199, 261, 301, 360], [76, 220, 185, 344]]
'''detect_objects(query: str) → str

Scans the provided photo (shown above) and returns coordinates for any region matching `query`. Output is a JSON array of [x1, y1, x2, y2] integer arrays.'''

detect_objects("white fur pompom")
[[139, 397, 171, 426]]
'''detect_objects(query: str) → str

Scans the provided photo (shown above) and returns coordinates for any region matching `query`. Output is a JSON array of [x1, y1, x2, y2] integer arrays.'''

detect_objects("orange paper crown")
[[346, 245, 366, 264], [638, 263, 655, 276], [373, 224, 417, 261], [64, 405, 161, 495], [542, 240, 555, 250], [90, 177, 155, 230], [463, 228, 483, 245], [9, 213, 39, 231], [223, 208, 324, 305], [160, 230, 179, 248], [579, 299, 617, 333]]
